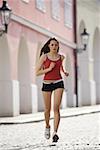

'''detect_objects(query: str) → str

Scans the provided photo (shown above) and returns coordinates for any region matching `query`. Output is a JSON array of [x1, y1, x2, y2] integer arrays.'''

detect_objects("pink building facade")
[[0, 0, 76, 116]]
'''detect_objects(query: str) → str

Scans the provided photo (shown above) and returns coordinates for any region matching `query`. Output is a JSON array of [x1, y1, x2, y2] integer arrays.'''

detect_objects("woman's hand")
[[63, 72, 69, 77], [60, 64, 69, 77], [49, 62, 56, 71]]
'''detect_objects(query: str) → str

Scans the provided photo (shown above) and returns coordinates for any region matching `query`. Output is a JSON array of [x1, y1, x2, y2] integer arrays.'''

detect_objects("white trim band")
[[11, 13, 76, 49], [43, 79, 63, 84]]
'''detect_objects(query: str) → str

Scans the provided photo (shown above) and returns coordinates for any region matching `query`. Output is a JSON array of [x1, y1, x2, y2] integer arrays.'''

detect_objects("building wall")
[[0, 0, 76, 116], [77, 0, 100, 106], [8, 0, 74, 42]]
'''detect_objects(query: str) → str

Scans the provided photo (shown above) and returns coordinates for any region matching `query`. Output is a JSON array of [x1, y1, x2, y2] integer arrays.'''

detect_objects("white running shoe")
[[45, 127, 50, 139]]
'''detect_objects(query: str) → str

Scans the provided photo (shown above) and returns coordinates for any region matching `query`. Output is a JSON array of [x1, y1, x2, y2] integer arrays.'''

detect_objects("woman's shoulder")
[[59, 54, 65, 61], [40, 53, 47, 61]]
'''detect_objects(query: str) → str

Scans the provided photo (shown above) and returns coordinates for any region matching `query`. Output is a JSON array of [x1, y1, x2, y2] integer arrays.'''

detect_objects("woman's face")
[[48, 40, 59, 53]]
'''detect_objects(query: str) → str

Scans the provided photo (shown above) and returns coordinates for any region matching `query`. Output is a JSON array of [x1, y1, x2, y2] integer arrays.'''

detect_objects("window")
[[36, 0, 46, 13], [64, 0, 73, 28], [21, 0, 29, 3], [51, 0, 60, 21]]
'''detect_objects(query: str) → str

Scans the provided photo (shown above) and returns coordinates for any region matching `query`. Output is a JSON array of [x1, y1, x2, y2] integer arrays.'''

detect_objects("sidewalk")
[[0, 105, 100, 124]]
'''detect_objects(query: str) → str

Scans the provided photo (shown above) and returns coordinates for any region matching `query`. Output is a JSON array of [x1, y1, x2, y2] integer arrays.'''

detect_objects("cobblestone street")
[[0, 112, 100, 150]]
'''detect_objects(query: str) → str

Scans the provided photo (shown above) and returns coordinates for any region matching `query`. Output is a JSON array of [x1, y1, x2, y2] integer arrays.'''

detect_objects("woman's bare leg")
[[53, 88, 64, 132], [42, 91, 52, 128]]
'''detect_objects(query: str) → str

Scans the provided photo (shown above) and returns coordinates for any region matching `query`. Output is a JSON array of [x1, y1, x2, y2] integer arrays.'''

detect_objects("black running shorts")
[[42, 80, 64, 92]]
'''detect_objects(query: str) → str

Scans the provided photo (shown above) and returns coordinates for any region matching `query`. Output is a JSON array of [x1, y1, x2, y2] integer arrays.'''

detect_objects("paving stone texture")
[[0, 112, 100, 150]]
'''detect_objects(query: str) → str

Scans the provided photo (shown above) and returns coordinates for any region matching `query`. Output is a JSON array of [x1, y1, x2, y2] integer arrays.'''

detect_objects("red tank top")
[[43, 55, 62, 80]]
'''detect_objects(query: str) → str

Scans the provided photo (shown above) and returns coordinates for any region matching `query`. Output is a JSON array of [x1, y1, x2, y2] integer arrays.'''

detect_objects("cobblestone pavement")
[[0, 112, 100, 150]]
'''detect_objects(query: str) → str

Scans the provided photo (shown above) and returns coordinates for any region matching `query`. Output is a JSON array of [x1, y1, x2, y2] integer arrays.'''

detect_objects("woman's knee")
[[45, 108, 51, 115], [54, 106, 60, 113]]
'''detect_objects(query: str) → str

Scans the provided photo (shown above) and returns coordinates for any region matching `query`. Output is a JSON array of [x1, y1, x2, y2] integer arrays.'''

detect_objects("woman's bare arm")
[[36, 54, 55, 76], [60, 55, 69, 76]]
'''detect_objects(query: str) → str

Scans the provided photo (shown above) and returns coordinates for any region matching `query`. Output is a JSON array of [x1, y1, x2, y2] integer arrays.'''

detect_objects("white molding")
[[31, 84, 38, 113], [0, 80, 20, 116], [11, 14, 76, 49]]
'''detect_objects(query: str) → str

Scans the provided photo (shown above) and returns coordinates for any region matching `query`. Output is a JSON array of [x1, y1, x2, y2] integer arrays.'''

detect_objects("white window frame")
[[36, 0, 46, 13], [64, 0, 73, 28], [51, 0, 60, 21]]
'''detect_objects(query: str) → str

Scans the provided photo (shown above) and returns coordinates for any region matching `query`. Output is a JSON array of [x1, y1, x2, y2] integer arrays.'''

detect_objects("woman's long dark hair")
[[40, 37, 59, 56]]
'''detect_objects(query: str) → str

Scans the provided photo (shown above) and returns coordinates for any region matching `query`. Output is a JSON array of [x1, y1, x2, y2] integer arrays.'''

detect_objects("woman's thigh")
[[53, 88, 64, 110], [42, 91, 52, 110]]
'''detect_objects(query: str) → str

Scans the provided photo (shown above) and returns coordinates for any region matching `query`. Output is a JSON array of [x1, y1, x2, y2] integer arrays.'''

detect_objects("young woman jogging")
[[36, 37, 69, 142]]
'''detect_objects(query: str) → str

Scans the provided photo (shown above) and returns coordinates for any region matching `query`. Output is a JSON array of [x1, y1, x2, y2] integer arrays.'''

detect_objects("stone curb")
[[0, 105, 100, 124]]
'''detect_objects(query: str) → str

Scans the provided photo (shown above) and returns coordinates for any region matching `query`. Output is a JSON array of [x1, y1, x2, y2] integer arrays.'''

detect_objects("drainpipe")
[[73, 0, 78, 107]]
